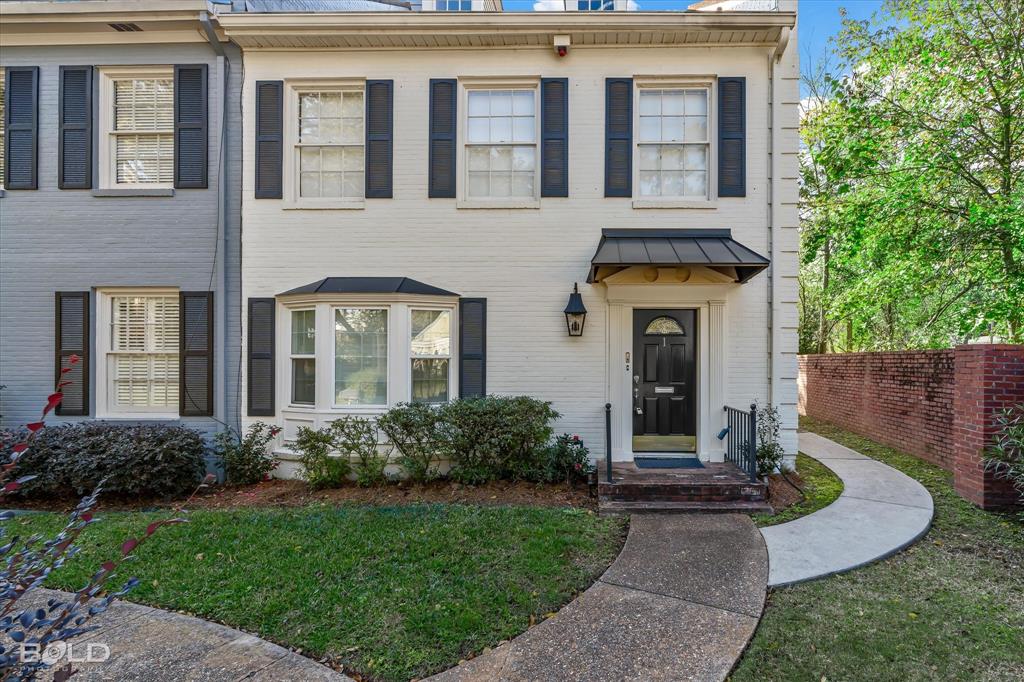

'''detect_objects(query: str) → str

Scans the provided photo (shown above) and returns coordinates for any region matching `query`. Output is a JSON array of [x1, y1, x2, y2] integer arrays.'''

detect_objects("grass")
[[6, 503, 626, 682], [753, 453, 844, 527], [732, 417, 1024, 682]]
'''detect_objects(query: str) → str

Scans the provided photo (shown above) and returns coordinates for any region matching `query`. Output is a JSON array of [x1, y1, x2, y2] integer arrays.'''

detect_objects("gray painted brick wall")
[[0, 43, 242, 437]]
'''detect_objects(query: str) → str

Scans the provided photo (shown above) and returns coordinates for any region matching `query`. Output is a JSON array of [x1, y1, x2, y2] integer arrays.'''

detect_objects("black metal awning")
[[587, 229, 770, 284], [278, 277, 459, 297]]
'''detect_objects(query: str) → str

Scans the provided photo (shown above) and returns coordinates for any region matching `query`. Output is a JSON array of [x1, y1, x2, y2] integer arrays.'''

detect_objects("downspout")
[[765, 27, 789, 406], [200, 10, 232, 434]]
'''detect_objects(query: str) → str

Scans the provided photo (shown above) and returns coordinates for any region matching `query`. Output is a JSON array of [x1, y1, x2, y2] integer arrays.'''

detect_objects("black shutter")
[[248, 298, 276, 416], [179, 291, 214, 417], [459, 298, 486, 399], [55, 292, 89, 416], [718, 76, 746, 197], [4, 66, 39, 190], [254, 81, 283, 199], [58, 66, 93, 190], [365, 79, 393, 198], [428, 78, 457, 199], [604, 77, 632, 198], [541, 78, 569, 198], [174, 64, 209, 189]]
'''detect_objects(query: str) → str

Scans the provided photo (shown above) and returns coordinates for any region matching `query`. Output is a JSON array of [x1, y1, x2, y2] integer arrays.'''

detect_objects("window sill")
[[283, 200, 365, 211], [95, 413, 180, 421], [456, 199, 540, 210], [632, 199, 718, 210], [92, 188, 175, 198]]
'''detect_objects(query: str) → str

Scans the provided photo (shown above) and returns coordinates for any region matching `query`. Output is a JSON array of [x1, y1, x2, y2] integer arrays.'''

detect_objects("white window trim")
[[408, 306, 455, 406], [283, 78, 366, 210], [97, 66, 175, 190], [457, 78, 541, 210], [331, 305, 390, 410], [276, 297, 458, 417], [632, 78, 718, 209], [289, 308, 317, 407], [95, 287, 180, 420]]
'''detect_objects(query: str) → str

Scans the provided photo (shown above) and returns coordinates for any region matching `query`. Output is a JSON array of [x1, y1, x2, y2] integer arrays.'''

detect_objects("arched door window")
[[644, 315, 685, 336]]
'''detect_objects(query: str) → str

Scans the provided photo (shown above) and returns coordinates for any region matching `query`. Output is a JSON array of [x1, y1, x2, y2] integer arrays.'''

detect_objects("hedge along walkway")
[[761, 431, 934, 587], [428, 514, 768, 682], [21, 588, 350, 681]]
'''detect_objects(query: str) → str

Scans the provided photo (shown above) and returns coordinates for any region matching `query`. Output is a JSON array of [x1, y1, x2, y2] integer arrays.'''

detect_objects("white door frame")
[[605, 282, 729, 462]]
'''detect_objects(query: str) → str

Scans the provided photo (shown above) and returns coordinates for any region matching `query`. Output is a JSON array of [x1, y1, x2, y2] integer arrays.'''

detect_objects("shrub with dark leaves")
[[328, 417, 391, 487], [986, 403, 1024, 507], [214, 422, 281, 486], [376, 402, 444, 483], [528, 434, 594, 485], [293, 426, 351, 489]]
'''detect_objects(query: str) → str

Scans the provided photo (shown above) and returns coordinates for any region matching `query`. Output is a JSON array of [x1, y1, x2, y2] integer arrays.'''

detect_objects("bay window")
[[411, 309, 451, 404], [334, 308, 388, 406], [291, 309, 316, 405], [637, 88, 709, 199]]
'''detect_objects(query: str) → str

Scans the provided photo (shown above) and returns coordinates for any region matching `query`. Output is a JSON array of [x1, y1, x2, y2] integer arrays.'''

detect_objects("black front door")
[[632, 309, 697, 453]]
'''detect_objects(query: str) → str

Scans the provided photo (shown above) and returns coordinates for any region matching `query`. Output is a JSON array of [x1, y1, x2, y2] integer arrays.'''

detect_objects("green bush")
[[986, 403, 1024, 506], [1, 423, 206, 499], [437, 396, 559, 484], [754, 402, 786, 478], [293, 425, 350, 489], [213, 422, 280, 485], [530, 434, 594, 485], [376, 402, 443, 483], [329, 416, 391, 487]]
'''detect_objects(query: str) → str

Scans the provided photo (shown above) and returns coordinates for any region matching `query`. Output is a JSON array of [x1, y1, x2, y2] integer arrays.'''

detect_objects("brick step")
[[600, 493, 767, 503], [598, 483, 766, 502], [599, 499, 774, 515]]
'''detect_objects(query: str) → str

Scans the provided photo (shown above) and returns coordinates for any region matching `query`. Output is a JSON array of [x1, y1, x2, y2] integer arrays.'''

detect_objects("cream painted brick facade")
[[231, 6, 800, 466]]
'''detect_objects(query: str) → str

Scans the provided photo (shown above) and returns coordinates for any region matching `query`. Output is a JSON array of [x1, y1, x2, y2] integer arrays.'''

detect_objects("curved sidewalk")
[[22, 588, 351, 681], [761, 431, 934, 588], [429, 514, 767, 682]]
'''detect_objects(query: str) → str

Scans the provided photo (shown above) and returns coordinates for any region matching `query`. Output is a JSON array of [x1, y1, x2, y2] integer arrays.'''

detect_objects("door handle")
[[633, 386, 643, 415]]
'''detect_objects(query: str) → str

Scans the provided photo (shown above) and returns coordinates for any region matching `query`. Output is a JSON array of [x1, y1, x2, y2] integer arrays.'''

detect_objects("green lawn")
[[753, 453, 844, 527], [732, 417, 1024, 682], [6, 504, 626, 682]]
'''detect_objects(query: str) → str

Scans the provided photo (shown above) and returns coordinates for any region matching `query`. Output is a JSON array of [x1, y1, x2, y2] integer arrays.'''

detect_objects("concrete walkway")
[[428, 514, 767, 682], [761, 431, 934, 587], [23, 588, 351, 681]]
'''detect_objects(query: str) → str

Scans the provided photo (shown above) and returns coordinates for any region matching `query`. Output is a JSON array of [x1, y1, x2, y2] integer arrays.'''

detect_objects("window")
[[411, 309, 451, 404], [108, 73, 174, 185], [334, 308, 388, 406], [291, 309, 316, 405], [637, 88, 709, 199], [296, 89, 364, 199], [644, 316, 685, 335], [466, 89, 537, 199], [578, 0, 614, 9], [436, 0, 473, 9], [107, 294, 179, 413]]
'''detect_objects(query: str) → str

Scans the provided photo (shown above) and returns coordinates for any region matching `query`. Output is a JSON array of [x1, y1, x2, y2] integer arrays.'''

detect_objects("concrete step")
[[599, 499, 774, 515]]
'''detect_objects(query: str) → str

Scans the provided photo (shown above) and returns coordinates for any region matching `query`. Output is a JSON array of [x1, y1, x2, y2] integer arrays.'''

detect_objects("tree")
[[799, 0, 1024, 352]]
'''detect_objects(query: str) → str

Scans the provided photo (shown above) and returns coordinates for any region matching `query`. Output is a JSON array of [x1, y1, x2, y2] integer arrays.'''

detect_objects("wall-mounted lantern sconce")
[[564, 283, 587, 337]]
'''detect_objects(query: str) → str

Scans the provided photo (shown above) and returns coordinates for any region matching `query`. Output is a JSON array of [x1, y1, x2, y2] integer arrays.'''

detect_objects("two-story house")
[[216, 0, 800, 479], [0, 1, 242, 441]]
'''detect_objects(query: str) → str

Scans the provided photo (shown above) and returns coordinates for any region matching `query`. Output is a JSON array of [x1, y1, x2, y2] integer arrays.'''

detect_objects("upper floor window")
[[466, 88, 537, 200], [112, 74, 174, 185], [637, 88, 709, 199], [578, 0, 614, 9], [436, 0, 473, 9], [297, 89, 365, 199]]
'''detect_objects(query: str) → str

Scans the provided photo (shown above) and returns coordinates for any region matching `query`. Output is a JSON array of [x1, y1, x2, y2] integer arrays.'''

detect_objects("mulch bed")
[[765, 470, 807, 512], [5, 478, 597, 513]]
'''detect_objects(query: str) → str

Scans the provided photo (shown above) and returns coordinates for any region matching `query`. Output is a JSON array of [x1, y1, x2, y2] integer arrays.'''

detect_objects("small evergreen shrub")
[[986, 403, 1024, 505], [754, 402, 786, 478], [329, 416, 391, 487], [1, 423, 206, 499], [530, 434, 594, 485], [377, 402, 443, 483], [214, 422, 280, 486], [293, 425, 351, 489]]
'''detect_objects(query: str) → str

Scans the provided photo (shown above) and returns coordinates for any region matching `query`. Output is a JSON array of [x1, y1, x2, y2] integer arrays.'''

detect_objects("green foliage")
[[800, 0, 1024, 352], [330, 416, 392, 487], [529, 434, 595, 485], [754, 402, 786, 478], [437, 396, 560, 484], [376, 402, 443, 483], [293, 425, 350, 489], [753, 453, 844, 527], [985, 403, 1024, 507], [214, 422, 280, 486], [2, 423, 206, 499]]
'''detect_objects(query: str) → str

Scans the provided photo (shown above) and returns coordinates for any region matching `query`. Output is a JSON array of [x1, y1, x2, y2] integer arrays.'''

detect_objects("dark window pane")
[[412, 358, 449, 404], [292, 358, 316, 404]]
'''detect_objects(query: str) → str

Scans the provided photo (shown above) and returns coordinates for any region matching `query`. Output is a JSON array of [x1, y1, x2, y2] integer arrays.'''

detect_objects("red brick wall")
[[798, 350, 956, 469], [799, 344, 1024, 510]]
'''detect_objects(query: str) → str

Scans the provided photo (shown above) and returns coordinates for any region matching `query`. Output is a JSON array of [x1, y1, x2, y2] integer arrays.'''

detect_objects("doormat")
[[635, 457, 704, 469]]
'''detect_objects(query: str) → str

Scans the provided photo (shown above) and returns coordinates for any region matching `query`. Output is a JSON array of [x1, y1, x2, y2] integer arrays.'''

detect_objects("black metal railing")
[[605, 403, 613, 483], [723, 403, 758, 482]]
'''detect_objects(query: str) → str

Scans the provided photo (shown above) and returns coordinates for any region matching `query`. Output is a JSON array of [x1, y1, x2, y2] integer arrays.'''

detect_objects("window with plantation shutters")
[[99, 68, 175, 187], [106, 293, 180, 415]]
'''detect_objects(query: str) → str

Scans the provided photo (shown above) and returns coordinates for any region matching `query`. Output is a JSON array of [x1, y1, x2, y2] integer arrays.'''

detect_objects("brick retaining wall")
[[799, 345, 1023, 510]]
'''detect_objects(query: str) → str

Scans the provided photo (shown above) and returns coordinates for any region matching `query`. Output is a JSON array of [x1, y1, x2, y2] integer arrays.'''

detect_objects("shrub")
[[754, 402, 786, 478], [1, 423, 207, 499], [214, 422, 281, 486], [293, 425, 350, 489], [986, 403, 1024, 505], [530, 434, 594, 485], [437, 396, 560, 484], [377, 402, 443, 483], [329, 416, 391, 487]]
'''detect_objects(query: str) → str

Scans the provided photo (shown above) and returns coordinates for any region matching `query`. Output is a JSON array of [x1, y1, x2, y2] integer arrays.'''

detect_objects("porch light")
[[563, 283, 587, 337]]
